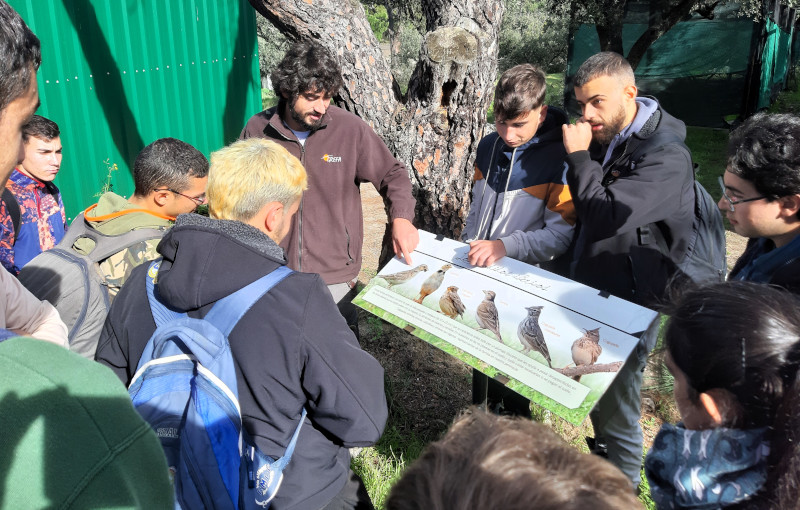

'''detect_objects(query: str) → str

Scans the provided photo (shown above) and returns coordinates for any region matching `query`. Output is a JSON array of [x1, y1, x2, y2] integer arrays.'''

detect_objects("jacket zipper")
[[298, 144, 305, 272]]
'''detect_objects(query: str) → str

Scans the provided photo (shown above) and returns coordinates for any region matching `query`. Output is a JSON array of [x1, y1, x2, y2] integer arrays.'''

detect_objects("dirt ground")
[[355, 184, 748, 446]]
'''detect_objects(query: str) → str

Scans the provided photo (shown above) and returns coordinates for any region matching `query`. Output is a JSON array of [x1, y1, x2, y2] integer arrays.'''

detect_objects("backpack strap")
[[144, 260, 293, 334], [2, 188, 20, 242], [145, 260, 185, 327], [629, 130, 693, 249], [203, 266, 293, 336], [61, 213, 165, 262]]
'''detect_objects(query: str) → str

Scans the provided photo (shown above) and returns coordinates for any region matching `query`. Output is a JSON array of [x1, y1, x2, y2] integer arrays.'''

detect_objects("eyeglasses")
[[717, 176, 766, 212], [156, 188, 207, 205]]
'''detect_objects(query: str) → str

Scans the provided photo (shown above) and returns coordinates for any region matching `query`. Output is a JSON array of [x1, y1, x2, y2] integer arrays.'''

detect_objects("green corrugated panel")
[[9, 0, 260, 219], [568, 19, 757, 126]]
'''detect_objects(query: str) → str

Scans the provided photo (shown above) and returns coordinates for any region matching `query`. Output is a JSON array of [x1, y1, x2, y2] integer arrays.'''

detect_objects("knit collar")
[[645, 422, 770, 509]]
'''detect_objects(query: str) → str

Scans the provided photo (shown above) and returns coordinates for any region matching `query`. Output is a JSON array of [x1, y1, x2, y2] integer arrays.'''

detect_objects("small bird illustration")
[[570, 327, 603, 382], [414, 264, 452, 304], [439, 286, 466, 319], [475, 290, 503, 343], [517, 306, 552, 368], [378, 264, 428, 288]]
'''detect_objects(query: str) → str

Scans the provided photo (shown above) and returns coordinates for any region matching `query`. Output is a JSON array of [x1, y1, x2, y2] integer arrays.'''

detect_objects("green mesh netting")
[[567, 16, 793, 127], [759, 18, 793, 109]]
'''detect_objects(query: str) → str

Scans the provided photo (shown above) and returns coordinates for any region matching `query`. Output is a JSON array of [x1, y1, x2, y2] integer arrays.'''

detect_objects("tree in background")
[[499, 0, 568, 73], [255, 14, 286, 90], [248, 0, 504, 249]]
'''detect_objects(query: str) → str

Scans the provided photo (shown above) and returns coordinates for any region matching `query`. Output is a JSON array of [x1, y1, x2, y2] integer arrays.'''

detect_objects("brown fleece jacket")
[[240, 104, 416, 284]]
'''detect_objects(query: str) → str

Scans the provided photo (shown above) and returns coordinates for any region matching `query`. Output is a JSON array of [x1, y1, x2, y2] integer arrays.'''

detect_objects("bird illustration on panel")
[[414, 263, 452, 304], [378, 264, 428, 288], [570, 327, 602, 382], [439, 286, 465, 319], [517, 305, 552, 368], [475, 290, 503, 343]]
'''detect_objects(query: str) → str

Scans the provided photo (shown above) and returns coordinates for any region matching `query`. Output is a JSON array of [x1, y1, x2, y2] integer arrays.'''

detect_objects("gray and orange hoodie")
[[462, 106, 576, 264]]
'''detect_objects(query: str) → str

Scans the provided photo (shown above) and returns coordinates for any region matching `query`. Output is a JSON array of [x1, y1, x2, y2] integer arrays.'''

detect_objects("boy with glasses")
[[722, 113, 800, 291], [73, 137, 208, 299]]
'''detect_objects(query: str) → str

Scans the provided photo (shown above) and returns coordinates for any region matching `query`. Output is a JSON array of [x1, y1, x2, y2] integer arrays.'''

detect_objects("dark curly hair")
[[270, 42, 343, 103], [727, 113, 800, 217]]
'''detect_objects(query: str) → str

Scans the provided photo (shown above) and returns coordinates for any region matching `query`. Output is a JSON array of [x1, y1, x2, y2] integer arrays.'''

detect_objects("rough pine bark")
[[248, 0, 503, 255]]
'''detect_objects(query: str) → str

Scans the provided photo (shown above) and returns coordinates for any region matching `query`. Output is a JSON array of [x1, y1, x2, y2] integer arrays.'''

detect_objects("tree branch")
[[554, 361, 624, 378]]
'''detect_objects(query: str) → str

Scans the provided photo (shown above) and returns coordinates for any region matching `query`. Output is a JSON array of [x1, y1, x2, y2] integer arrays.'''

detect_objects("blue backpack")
[[128, 261, 306, 509]]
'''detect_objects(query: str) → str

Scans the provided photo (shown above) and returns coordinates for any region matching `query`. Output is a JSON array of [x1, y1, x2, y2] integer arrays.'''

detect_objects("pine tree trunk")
[[247, 0, 503, 262]]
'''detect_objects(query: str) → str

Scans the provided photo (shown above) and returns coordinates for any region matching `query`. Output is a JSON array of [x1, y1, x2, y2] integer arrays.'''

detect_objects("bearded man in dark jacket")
[[95, 139, 388, 510], [562, 52, 695, 488]]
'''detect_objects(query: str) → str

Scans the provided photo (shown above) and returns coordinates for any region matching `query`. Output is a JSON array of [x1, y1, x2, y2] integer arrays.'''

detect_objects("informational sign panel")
[[353, 230, 658, 425]]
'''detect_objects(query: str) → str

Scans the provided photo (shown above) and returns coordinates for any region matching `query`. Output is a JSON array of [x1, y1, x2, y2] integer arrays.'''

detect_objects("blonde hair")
[[208, 138, 307, 221]]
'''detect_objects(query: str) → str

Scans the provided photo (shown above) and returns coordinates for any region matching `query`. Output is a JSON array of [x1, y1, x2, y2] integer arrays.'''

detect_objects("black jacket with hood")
[[95, 214, 388, 510], [565, 100, 695, 306]]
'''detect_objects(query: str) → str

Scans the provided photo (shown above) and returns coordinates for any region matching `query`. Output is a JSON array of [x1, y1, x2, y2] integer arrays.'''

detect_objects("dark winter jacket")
[[95, 214, 388, 510], [729, 236, 800, 293], [565, 100, 695, 306], [462, 106, 576, 264], [240, 104, 416, 285]]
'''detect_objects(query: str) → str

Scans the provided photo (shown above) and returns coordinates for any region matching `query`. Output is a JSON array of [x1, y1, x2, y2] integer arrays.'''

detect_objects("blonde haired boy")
[[97, 138, 388, 510]]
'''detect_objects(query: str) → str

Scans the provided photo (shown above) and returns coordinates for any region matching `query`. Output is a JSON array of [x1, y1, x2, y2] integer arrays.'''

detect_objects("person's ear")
[[622, 83, 638, 101], [778, 194, 800, 219], [153, 189, 170, 207], [538, 105, 548, 124], [263, 202, 285, 234]]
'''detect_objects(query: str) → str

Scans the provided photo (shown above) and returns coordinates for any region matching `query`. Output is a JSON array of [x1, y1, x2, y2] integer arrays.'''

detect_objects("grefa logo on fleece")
[[322, 154, 342, 163]]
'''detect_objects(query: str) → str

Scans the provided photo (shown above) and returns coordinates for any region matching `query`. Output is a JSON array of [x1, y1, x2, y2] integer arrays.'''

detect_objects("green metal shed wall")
[[9, 0, 261, 219]]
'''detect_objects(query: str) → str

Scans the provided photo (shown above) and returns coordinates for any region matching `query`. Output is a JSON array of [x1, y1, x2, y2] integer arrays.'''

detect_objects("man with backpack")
[[96, 138, 388, 510], [0, 115, 66, 275], [17, 137, 207, 357], [561, 52, 719, 488], [73, 137, 208, 300]]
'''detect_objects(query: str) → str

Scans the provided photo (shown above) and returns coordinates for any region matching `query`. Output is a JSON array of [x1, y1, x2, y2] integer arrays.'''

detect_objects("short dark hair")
[[0, 1, 41, 113], [270, 41, 343, 103], [493, 64, 547, 121], [662, 281, 800, 508], [574, 52, 635, 87], [133, 138, 209, 197], [22, 114, 58, 143], [386, 407, 640, 510], [727, 113, 800, 212]]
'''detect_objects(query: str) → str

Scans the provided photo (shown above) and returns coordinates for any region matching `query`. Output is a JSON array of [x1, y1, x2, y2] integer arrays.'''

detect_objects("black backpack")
[[1, 188, 20, 241], [630, 133, 727, 284]]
